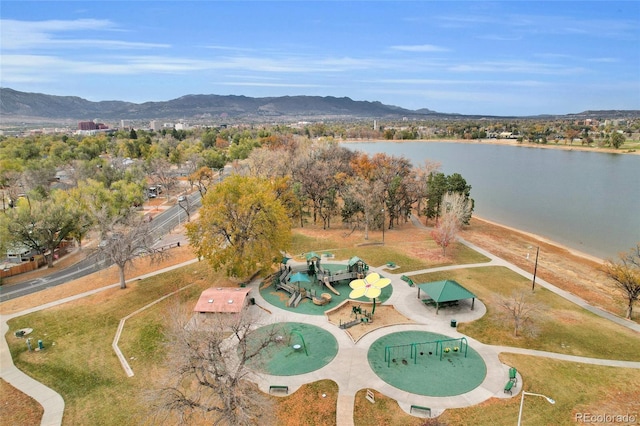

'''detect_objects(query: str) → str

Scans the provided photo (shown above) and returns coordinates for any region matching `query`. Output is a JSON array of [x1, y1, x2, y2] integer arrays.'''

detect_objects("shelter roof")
[[305, 252, 321, 261], [348, 256, 365, 267], [194, 287, 252, 313], [417, 280, 476, 303]]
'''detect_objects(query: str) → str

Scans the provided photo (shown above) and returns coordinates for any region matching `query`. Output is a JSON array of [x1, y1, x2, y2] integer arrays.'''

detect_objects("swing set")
[[384, 337, 468, 367]]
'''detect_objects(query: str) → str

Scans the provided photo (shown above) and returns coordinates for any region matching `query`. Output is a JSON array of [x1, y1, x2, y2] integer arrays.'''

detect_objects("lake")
[[346, 141, 640, 260]]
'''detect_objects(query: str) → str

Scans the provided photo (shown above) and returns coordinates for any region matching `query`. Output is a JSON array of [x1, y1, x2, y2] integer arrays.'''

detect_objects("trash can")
[[450, 319, 457, 328], [38, 339, 44, 350], [249, 297, 255, 305]]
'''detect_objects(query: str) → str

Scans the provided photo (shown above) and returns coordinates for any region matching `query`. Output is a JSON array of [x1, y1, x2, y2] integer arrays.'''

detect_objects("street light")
[[381, 208, 385, 245], [517, 391, 555, 426]]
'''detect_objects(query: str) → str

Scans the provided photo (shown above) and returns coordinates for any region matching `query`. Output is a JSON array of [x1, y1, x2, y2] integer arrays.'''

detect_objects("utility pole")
[[532, 246, 539, 291]]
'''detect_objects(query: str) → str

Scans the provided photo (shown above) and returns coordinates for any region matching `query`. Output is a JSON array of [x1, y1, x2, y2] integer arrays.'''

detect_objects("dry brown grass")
[[274, 380, 338, 426], [0, 378, 44, 426], [460, 217, 631, 320], [0, 245, 196, 316]]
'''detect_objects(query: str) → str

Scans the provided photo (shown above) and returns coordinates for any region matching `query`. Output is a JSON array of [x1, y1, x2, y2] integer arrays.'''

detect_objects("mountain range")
[[0, 87, 637, 123]]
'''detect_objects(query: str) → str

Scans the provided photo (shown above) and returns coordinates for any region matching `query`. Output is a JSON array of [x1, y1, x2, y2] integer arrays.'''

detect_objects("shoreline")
[[340, 138, 640, 155], [470, 215, 606, 264]]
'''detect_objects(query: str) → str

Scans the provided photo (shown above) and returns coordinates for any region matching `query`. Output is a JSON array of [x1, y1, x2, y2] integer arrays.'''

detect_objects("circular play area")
[[245, 322, 338, 376], [260, 258, 393, 315], [367, 331, 487, 397]]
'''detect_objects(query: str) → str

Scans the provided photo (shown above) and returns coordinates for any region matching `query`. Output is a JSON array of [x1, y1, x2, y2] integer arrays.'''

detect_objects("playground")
[[259, 255, 393, 315], [325, 300, 415, 342], [248, 251, 505, 420], [367, 330, 487, 397], [245, 322, 339, 376]]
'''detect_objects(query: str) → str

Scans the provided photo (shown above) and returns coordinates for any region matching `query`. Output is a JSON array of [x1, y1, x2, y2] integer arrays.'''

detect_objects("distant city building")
[[149, 121, 161, 131], [120, 119, 130, 129], [78, 121, 98, 130], [78, 121, 108, 131]]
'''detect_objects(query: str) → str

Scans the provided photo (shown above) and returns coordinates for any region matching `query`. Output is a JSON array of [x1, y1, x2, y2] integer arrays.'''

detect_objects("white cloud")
[[0, 18, 169, 50], [390, 44, 449, 52]]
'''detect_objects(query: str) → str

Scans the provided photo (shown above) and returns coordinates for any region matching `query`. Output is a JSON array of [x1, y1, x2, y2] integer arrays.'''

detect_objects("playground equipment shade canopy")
[[417, 280, 476, 304], [289, 272, 311, 284]]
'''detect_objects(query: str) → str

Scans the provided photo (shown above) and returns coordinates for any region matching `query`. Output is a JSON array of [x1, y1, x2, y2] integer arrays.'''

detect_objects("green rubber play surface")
[[368, 330, 487, 396], [245, 322, 338, 376], [260, 264, 392, 315]]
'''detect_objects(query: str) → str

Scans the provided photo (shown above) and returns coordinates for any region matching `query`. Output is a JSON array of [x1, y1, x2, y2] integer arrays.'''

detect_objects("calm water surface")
[[347, 141, 640, 260]]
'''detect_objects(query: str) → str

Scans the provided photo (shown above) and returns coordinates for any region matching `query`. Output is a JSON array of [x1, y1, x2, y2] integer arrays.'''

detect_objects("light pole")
[[381, 208, 385, 245], [517, 391, 555, 425], [531, 246, 539, 291]]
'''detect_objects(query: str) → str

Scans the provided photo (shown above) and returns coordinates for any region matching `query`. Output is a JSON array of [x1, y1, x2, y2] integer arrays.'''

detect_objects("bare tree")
[[152, 305, 281, 425], [498, 290, 542, 337], [98, 212, 163, 289], [441, 191, 473, 226], [149, 157, 178, 200], [430, 212, 459, 256], [602, 244, 640, 319], [190, 166, 214, 198]]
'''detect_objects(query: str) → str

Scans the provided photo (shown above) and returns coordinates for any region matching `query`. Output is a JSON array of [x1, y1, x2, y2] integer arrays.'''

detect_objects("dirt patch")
[[326, 301, 415, 342]]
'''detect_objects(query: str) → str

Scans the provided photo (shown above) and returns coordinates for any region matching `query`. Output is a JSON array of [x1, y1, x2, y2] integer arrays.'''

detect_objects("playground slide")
[[323, 277, 340, 295]]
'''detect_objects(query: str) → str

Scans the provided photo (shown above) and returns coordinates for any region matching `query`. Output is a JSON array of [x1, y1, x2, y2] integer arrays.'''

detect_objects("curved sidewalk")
[[2, 217, 639, 425], [0, 258, 198, 426]]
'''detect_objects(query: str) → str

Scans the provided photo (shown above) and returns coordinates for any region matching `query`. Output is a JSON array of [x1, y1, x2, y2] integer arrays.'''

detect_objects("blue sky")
[[1, 1, 639, 116]]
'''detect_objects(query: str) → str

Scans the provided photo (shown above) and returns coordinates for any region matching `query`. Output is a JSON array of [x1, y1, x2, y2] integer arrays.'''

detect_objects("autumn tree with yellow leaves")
[[187, 174, 292, 280]]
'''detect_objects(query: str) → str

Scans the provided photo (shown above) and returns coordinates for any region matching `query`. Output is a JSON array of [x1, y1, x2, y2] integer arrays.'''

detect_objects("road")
[[0, 192, 202, 302]]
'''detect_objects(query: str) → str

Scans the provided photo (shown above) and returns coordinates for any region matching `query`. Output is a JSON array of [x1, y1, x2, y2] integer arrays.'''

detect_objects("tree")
[[4, 190, 78, 268], [148, 157, 177, 200], [430, 212, 459, 256], [98, 212, 161, 289], [602, 244, 640, 319], [186, 175, 291, 280], [498, 290, 542, 337], [425, 172, 474, 225], [190, 166, 214, 197], [152, 305, 279, 425], [610, 132, 625, 149], [441, 191, 473, 226]]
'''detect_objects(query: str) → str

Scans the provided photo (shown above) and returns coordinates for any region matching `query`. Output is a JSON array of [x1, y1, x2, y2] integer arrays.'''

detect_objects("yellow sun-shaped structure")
[[349, 272, 391, 299]]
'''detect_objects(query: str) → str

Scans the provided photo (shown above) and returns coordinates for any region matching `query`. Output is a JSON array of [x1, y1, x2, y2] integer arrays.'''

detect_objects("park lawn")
[[440, 353, 640, 426], [274, 380, 338, 426], [412, 267, 640, 361], [353, 389, 423, 426], [5, 261, 215, 426], [291, 228, 489, 274], [0, 378, 44, 426]]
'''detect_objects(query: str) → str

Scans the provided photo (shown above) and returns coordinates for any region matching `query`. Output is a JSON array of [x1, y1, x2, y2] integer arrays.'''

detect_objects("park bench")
[[400, 275, 414, 287], [509, 367, 517, 383], [269, 385, 289, 394], [504, 380, 515, 395], [386, 262, 397, 268], [410, 405, 431, 416], [422, 298, 436, 306]]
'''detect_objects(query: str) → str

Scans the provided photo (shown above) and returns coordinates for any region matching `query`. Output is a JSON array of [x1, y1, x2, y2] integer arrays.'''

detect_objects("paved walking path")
[[1, 217, 638, 425]]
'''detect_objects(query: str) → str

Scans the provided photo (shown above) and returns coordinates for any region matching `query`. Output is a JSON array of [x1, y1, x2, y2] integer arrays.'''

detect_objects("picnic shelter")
[[417, 280, 476, 314]]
